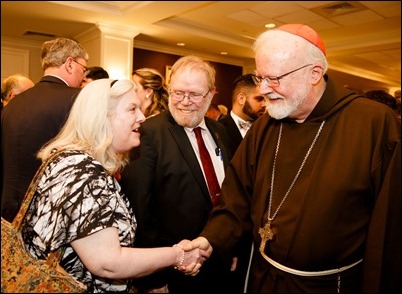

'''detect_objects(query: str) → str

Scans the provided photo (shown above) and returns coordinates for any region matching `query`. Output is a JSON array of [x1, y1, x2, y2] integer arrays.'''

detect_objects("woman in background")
[[132, 68, 169, 118]]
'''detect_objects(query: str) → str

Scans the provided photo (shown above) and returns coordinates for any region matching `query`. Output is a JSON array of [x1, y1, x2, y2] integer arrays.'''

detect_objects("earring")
[[146, 94, 150, 99]]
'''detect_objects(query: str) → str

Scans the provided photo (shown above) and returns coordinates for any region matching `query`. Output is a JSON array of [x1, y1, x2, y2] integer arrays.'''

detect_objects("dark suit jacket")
[[218, 114, 243, 160], [1, 76, 79, 222], [120, 110, 232, 292]]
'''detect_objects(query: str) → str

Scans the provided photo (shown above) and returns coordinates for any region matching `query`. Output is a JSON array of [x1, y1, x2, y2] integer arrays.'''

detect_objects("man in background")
[[219, 73, 266, 156], [1, 37, 89, 222], [79, 66, 109, 88], [1, 74, 34, 109]]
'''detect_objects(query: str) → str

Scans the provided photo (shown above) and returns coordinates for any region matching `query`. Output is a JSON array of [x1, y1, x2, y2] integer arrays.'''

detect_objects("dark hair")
[[365, 90, 397, 110], [86, 66, 109, 80], [233, 73, 255, 86], [232, 74, 257, 102]]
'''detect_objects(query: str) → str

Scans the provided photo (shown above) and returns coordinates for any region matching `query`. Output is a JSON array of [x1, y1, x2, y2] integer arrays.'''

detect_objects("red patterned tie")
[[194, 127, 220, 206]]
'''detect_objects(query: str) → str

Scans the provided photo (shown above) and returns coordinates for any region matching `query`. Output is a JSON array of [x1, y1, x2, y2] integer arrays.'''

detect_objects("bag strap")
[[12, 149, 67, 265], [12, 149, 64, 230], [9, 149, 77, 269]]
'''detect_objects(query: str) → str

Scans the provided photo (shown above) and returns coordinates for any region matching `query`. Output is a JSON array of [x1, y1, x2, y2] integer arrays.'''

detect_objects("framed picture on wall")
[[165, 65, 172, 85]]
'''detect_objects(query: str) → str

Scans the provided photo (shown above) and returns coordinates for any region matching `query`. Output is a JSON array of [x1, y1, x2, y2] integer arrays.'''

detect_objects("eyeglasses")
[[252, 64, 312, 87], [73, 60, 89, 75], [169, 90, 210, 103]]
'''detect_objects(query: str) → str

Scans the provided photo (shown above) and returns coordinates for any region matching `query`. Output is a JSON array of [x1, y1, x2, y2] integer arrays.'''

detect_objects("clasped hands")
[[174, 237, 212, 276]]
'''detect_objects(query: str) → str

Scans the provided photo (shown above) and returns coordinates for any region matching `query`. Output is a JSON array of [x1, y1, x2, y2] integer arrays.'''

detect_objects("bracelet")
[[173, 244, 185, 269]]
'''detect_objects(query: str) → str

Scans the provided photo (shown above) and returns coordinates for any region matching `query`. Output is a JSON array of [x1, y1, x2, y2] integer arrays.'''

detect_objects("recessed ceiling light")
[[265, 23, 276, 29], [177, 42, 185, 46]]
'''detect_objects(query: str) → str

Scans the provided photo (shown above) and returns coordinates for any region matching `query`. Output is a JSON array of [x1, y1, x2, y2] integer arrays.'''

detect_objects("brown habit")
[[201, 77, 401, 293]]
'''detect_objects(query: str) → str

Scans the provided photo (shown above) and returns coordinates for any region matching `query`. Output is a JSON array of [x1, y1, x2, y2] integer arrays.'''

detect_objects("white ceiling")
[[1, 1, 400, 93]]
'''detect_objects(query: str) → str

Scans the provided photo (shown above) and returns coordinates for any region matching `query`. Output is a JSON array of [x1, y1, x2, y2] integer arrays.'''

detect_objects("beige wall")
[[1, 37, 43, 83]]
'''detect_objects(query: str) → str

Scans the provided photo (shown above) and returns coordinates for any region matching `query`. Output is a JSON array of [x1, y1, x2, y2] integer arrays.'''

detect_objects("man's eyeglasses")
[[252, 64, 312, 87], [169, 90, 210, 103], [73, 60, 89, 75]]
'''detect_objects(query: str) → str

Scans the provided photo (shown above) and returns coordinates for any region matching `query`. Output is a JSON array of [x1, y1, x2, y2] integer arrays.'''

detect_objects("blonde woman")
[[22, 79, 208, 292]]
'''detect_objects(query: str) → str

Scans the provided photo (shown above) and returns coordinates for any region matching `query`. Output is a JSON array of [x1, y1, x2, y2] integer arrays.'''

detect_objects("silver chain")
[[267, 121, 326, 222]]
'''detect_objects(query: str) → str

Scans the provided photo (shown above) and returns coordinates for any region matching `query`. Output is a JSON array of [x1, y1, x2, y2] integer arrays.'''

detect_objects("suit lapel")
[[205, 120, 230, 169], [228, 116, 243, 142], [168, 119, 210, 198]]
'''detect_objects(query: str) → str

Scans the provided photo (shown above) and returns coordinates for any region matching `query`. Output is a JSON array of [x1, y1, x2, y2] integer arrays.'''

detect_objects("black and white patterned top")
[[22, 150, 137, 292]]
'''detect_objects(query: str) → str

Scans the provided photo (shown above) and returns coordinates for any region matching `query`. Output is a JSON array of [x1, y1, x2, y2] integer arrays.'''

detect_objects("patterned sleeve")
[[26, 151, 135, 254]]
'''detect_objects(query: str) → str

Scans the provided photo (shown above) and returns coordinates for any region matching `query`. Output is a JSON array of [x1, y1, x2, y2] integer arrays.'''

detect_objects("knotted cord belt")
[[260, 251, 363, 277]]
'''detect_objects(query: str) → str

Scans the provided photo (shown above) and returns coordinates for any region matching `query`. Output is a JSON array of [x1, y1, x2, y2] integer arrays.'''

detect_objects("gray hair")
[[41, 37, 89, 70], [170, 55, 216, 90]]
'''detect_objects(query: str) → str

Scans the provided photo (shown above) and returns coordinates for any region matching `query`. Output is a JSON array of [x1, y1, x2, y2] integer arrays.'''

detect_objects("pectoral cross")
[[258, 221, 274, 253]]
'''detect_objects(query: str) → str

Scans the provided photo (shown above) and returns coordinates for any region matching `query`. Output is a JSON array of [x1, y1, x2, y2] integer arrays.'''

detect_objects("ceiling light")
[[265, 23, 276, 29], [177, 42, 185, 46], [220, 52, 228, 55]]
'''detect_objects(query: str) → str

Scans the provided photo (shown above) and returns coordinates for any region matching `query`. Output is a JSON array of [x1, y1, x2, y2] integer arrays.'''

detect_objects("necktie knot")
[[193, 126, 202, 136]]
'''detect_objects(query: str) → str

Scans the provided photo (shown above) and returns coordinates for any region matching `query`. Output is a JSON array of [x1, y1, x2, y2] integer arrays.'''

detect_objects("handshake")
[[173, 237, 212, 276]]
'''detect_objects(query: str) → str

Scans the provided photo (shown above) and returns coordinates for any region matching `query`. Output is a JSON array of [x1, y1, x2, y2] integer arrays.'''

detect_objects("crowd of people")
[[1, 23, 400, 293]]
